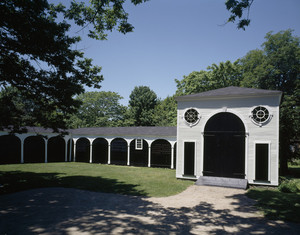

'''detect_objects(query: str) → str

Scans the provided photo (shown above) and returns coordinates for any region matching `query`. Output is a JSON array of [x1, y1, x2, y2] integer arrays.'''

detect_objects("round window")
[[184, 109, 200, 126], [251, 106, 270, 125]]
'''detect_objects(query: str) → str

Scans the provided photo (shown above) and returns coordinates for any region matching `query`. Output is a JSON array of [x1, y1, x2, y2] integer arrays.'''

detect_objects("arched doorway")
[[130, 139, 148, 167], [203, 112, 245, 179], [76, 138, 90, 163], [92, 138, 108, 164], [0, 135, 21, 164], [111, 138, 127, 165], [24, 136, 45, 163], [151, 139, 171, 168], [48, 136, 65, 162]]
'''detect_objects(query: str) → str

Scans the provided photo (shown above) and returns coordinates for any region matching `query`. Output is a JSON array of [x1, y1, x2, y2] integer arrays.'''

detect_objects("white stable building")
[[175, 86, 282, 186], [0, 86, 282, 187]]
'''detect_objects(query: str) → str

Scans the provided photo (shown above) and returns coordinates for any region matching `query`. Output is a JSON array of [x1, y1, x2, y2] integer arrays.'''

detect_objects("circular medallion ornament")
[[251, 106, 270, 125], [184, 108, 200, 126]]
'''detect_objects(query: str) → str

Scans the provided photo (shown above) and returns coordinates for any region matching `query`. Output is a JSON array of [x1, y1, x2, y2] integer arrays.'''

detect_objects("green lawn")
[[0, 163, 194, 197], [246, 164, 300, 223]]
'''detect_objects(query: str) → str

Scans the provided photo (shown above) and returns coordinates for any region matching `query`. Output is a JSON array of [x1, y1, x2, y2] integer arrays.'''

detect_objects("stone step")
[[195, 176, 248, 190]]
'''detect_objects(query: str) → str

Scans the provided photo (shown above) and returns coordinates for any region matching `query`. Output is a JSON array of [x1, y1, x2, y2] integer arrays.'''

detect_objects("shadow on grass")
[[246, 188, 300, 223], [0, 187, 299, 234], [0, 171, 146, 196]]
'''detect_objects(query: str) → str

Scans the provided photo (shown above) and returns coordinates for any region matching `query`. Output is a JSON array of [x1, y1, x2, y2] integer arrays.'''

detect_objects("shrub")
[[278, 179, 300, 193]]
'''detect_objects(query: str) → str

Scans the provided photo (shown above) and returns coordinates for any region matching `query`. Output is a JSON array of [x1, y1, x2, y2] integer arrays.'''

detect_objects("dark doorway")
[[0, 135, 21, 164], [203, 112, 245, 179], [111, 138, 127, 165], [151, 139, 171, 168], [184, 142, 195, 176], [48, 136, 65, 162], [255, 143, 269, 181], [130, 139, 148, 167], [92, 138, 108, 164], [24, 136, 45, 163], [76, 138, 90, 163]]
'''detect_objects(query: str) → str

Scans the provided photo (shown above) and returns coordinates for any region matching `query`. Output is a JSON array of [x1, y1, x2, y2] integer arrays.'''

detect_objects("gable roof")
[[175, 86, 282, 101], [70, 126, 177, 137]]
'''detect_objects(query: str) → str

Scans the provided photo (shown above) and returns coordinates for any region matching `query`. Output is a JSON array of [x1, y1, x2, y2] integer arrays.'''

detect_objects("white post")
[[69, 138, 72, 162], [20, 137, 24, 163], [171, 145, 174, 169], [73, 142, 77, 162], [44, 138, 48, 163], [148, 146, 151, 167], [64, 138, 68, 162], [89, 143, 93, 163], [127, 144, 130, 166], [108, 144, 111, 164]]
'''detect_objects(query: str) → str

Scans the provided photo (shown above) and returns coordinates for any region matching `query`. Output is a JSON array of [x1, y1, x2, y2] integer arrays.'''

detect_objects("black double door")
[[203, 112, 245, 179]]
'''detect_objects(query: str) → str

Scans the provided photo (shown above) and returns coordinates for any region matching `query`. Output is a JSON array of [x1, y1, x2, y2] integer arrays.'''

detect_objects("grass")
[[0, 162, 194, 197], [246, 163, 300, 223]]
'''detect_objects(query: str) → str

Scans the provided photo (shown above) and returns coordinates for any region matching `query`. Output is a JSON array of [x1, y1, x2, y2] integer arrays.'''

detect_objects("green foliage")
[[64, 0, 149, 40], [67, 91, 126, 128], [175, 61, 242, 96], [0, 0, 148, 133], [128, 86, 158, 126], [239, 29, 300, 174], [278, 179, 300, 193], [153, 96, 177, 126], [225, 0, 254, 30], [0, 0, 103, 132]]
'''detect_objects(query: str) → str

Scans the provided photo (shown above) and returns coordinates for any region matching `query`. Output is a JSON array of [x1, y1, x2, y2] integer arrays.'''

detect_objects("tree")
[[239, 29, 300, 174], [128, 86, 157, 126], [225, 0, 254, 29], [0, 0, 147, 133], [153, 96, 177, 126], [175, 61, 242, 96], [67, 91, 126, 128]]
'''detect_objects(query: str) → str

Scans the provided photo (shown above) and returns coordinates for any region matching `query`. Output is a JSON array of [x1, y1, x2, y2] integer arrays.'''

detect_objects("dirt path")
[[0, 186, 299, 234]]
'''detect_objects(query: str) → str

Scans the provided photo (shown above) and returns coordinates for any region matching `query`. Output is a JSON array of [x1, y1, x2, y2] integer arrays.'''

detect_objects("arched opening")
[[92, 138, 108, 164], [24, 136, 45, 163], [0, 135, 21, 164], [67, 139, 74, 162], [48, 136, 65, 162], [130, 139, 148, 167], [111, 138, 127, 165], [151, 139, 171, 168], [203, 112, 245, 179], [76, 138, 90, 163]]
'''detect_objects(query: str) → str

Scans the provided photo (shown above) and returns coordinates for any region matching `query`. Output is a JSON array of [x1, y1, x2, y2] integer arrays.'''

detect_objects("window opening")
[[184, 108, 200, 127], [251, 106, 270, 126], [135, 139, 143, 150]]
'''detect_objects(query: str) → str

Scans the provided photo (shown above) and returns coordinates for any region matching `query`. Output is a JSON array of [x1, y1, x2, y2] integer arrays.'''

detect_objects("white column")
[[148, 146, 151, 167], [44, 138, 48, 163], [171, 145, 174, 169], [108, 144, 111, 164], [127, 144, 130, 166], [69, 138, 72, 162], [73, 139, 77, 162], [20, 137, 24, 164], [64, 138, 68, 162], [89, 143, 93, 163]]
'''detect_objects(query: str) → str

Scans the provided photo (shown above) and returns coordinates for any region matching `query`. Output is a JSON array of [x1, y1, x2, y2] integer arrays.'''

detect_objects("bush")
[[278, 179, 300, 193]]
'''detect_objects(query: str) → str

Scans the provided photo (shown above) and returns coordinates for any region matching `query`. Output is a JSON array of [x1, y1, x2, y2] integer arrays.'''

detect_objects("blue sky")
[[74, 0, 300, 105]]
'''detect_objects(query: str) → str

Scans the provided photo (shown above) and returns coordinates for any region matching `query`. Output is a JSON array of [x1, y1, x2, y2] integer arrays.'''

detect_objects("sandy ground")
[[0, 185, 299, 234]]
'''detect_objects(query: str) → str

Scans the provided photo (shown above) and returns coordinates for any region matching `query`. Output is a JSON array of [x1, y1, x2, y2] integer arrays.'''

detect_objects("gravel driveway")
[[0, 186, 299, 234]]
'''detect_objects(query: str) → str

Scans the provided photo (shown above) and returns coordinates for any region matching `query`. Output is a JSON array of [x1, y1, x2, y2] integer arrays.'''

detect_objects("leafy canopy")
[[0, 0, 147, 132]]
